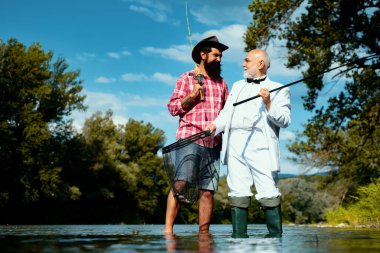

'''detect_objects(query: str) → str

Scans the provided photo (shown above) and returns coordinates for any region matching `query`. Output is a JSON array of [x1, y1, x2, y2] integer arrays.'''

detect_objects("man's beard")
[[204, 59, 221, 79], [243, 67, 257, 79]]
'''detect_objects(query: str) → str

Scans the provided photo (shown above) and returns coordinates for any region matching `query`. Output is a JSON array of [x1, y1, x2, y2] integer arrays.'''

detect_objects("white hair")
[[263, 51, 270, 69]]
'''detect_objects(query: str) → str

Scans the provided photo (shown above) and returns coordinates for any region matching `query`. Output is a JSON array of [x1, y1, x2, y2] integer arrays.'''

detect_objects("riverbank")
[[286, 223, 380, 229]]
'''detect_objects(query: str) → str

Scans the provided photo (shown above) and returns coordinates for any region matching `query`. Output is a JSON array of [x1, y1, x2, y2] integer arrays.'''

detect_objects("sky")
[[0, 0, 343, 175]]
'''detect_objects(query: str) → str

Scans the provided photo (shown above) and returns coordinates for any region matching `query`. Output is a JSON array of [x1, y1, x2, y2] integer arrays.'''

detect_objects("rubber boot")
[[264, 205, 282, 238], [231, 207, 249, 238]]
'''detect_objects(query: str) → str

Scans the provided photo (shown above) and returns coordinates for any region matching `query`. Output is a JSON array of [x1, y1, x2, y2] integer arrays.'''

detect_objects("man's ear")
[[200, 51, 207, 62], [258, 60, 265, 70]]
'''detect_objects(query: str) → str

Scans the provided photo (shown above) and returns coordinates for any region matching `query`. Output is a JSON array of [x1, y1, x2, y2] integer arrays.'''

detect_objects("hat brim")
[[192, 41, 229, 64]]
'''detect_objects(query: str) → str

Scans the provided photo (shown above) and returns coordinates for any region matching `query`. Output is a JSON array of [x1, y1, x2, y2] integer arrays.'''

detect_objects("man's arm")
[[180, 82, 203, 111], [266, 87, 291, 128], [168, 75, 203, 116]]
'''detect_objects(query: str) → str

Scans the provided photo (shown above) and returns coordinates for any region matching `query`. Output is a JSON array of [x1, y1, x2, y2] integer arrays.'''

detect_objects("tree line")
[[0, 39, 169, 224]]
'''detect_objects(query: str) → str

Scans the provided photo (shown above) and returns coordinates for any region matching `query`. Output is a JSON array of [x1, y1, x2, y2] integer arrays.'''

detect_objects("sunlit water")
[[0, 224, 379, 252]]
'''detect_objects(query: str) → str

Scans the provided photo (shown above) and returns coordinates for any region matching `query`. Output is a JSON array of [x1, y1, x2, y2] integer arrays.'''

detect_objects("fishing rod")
[[185, 0, 194, 59], [233, 54, 380, 107], [185, 0, 205, 101]]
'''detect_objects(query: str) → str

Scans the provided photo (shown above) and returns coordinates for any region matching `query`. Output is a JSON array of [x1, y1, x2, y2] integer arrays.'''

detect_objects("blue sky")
[[0, 0, 342, 174]]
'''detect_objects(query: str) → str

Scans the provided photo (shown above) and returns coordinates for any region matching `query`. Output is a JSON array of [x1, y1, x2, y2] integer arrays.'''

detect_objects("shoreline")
[[286, 223, 380, 229]]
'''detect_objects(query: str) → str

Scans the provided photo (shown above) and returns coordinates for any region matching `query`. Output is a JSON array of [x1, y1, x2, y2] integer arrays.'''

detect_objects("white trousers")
[[227, 129, 281, 200]]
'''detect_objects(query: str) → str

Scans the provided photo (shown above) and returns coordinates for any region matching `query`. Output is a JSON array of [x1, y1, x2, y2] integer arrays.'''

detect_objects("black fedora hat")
[[191, 36, 229, 64]]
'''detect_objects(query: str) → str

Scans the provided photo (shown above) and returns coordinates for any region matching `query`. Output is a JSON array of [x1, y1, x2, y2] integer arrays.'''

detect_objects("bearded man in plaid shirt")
[[164, 36, 229, 234]]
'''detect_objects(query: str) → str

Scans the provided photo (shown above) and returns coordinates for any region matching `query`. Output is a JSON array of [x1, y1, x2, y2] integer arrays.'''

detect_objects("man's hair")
[[200, 47, 212, 57], [262, 51, 271, 69]]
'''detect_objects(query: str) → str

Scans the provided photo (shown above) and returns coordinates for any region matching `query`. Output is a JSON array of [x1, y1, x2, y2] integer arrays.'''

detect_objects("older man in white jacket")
[[206, 49, 291, 238]]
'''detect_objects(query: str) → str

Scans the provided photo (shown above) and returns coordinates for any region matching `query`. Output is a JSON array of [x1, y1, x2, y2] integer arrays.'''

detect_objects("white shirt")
[[230, 80, 266, 130]]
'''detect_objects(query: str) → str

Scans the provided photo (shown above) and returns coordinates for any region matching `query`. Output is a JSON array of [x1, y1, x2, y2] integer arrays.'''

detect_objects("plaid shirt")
[[168, 70, 229, 148]]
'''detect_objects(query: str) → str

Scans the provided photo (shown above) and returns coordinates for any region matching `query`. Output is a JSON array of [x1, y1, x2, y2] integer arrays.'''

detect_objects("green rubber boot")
[[264, 205, 283, 238], [231, 207, 249, 238]]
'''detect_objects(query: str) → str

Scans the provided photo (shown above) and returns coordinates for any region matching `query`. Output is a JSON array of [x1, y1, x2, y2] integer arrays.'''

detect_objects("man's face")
[[242, 51, 264, 79], [203, 48, 222, 79], [206, 48, 222, 64]]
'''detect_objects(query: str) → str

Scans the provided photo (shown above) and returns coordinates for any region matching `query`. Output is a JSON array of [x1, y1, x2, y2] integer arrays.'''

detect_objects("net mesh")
[[162, 131, 218, 204]]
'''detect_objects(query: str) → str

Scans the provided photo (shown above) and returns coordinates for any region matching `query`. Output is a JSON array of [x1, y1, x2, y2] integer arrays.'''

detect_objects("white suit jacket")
[[213, 77, 291, 171]]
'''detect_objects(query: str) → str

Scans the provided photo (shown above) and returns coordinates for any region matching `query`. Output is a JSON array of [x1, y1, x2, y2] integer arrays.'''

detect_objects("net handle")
[[162, 130, 211, 153]]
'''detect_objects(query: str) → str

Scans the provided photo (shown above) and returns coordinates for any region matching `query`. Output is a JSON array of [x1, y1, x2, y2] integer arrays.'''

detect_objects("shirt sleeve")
[[167, 74, 189, 116], [266, 87, 291, 128]]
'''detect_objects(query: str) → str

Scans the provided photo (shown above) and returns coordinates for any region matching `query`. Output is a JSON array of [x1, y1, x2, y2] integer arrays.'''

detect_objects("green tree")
[[279, 176, 337, 224], [76, 112, 168, 223], [122, 118, 168, 223], [68, 110, 130, 223], [0, 38, 171, 224], [246, 0, 379, 202], [326, 179, 380, 226], [0, 38, 85, 222]]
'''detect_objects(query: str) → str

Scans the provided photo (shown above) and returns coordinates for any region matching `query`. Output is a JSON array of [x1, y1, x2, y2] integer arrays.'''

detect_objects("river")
[[1, 224, 379, 252]]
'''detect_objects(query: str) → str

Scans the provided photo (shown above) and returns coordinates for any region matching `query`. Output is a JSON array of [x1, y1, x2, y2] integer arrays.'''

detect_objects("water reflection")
[[219, 237, 281, 253], [165, 232, 214, 252], [0, 224, 379, 253]]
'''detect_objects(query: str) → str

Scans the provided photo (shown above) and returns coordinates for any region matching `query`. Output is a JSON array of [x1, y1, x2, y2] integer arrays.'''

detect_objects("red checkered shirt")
[[167, 70, 229, 148]]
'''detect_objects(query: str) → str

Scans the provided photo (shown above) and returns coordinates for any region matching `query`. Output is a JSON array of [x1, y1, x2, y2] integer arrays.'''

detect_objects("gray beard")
[[243, 70, 253, 79]]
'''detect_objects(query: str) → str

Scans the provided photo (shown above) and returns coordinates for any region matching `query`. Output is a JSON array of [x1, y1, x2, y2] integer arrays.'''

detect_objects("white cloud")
[[152, 72, 177, 86], [280, 130, 296, 141], [263, 40, 305, 79], [84, 91, 125, 112], [125, 0, 179, 25], [129, 5, 167, 23], [123, 0, 251, 27], [279, 159, 304, 175], [140, 45, 191, 63], [70, 90, 168, 132], [140, 110, 179, 144], [107, 52, 121, 59], [121, 73, 149, 82], [124, 0, 170, 12], [107, 50, 132, 59], [76, 53, 96, 62], [121, 50, 131, 56], [70, 91, 127, 132], [94, 72, 177, 85], [189, 0, 251, 26], [122, 93, 167, 107], [192, 24, 247, 64], [112, 114, 130, 127], [95, 76, 116, 83]]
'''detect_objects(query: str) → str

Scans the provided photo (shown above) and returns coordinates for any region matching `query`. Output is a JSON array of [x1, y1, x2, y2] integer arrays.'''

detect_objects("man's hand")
[[259, 87, 271, 111], [181, 83, 204, 110], [205, 123, 216, 134], [192, 82, 204, 98]]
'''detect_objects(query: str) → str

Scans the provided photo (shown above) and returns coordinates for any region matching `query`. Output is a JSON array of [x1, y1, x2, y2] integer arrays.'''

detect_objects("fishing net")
[[162, 130, 219, 204]]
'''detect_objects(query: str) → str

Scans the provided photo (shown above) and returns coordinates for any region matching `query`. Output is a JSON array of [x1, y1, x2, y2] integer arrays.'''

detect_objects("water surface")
[[1, 224, 379, 252]]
